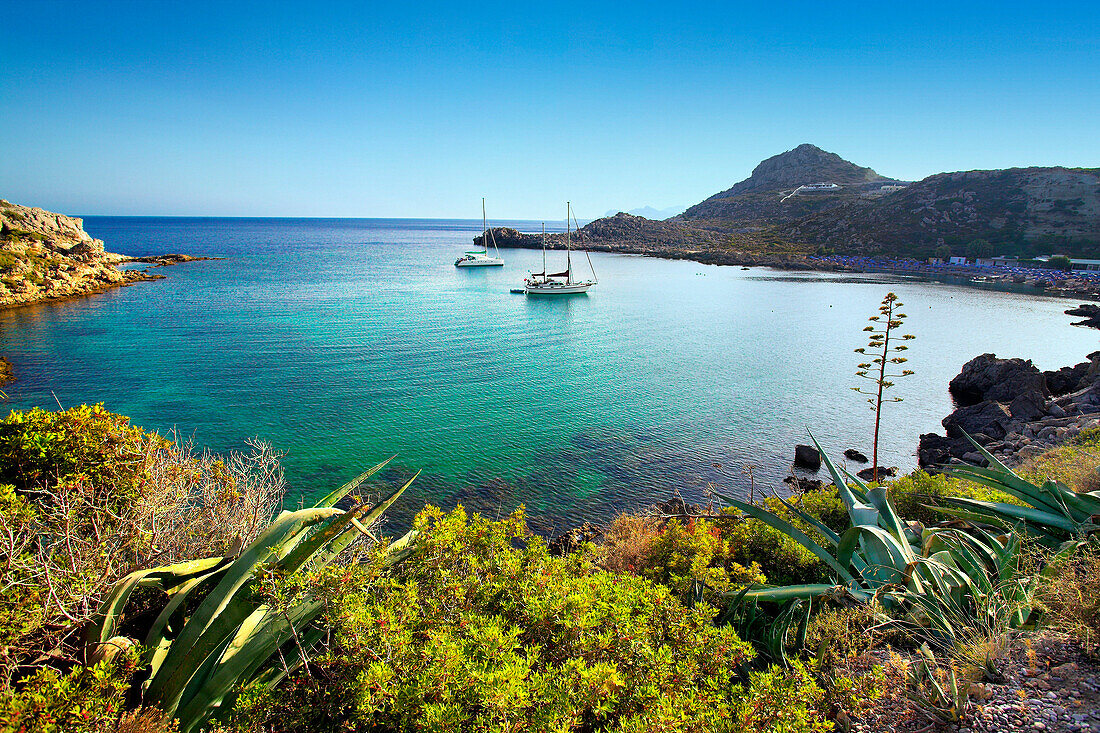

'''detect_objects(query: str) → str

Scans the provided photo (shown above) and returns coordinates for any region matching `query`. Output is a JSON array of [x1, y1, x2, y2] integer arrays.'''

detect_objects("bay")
[[1, 217, 1095, 533]]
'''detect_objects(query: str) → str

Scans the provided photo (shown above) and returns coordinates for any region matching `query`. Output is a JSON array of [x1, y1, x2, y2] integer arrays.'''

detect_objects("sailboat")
[[524, 202, 597, 295], [455, 198, 504, 267]]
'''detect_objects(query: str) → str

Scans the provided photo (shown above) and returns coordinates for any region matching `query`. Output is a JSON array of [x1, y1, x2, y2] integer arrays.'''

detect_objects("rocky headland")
[[918, 352, 1100, 469], [0, 199, 216, 308], [493, 144, 1100, 268]]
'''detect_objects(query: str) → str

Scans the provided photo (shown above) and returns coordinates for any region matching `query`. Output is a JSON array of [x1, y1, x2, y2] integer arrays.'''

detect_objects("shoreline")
[[496, 241, 1100, 300]]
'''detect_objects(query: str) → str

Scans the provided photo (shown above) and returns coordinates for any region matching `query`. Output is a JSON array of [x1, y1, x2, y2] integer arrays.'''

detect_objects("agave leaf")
[[143, 507, 341, 715], [86, 557, 229, 659], [717, 492, 856, 583], [729, 584, 846, 602], [773, 492, 842, 547], [809, 432, 879, 528], [942, 498, 1079, 532], [311, 455, 396, 509]]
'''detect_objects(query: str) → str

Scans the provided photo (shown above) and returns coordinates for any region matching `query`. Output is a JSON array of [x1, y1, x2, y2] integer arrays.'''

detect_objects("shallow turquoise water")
[[2, 218, 1096, 533]]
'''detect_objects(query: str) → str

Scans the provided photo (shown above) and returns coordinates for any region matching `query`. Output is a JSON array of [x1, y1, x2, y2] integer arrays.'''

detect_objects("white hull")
[[525, 281, 593, 295], [455, 255, 504, 267]]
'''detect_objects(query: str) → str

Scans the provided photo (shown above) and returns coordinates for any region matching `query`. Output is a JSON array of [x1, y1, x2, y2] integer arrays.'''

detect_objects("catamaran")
[[455, 198, 504, 267], [524, 202, 597, 295]]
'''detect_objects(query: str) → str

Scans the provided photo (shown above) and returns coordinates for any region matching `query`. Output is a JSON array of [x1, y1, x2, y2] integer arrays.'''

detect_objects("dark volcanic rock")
[[793, 444, 821, 470], [856, 466, 897, 481], [783, 476, 824, 492], [1067, 304, 1100, 329], [652, 496, 701, 517], [918, 433, 955, 468], [843, 449, 869, 463], [949, 354, 1047, 407], [548, 522, 602, 556], [1008, 391, 1046, 422], [943, 400, 1013, 440]]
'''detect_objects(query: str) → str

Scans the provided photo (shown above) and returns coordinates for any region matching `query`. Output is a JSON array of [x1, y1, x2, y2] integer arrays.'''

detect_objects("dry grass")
[[1036, 547, 1100, 652], [1018, 428, 1100, 493], [596, 513, 660, 574]]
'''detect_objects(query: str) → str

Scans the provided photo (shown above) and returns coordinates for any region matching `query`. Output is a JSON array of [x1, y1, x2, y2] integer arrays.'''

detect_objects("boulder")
[[548, 522, 602, 556], [783, 476, 824, 492], [942, 400, 1013, 440], [948, 354, 1047, 407], [856, 466, 897, 481], [917, 432, 954, 468], [843, 449, 869, 463], [793, 444, 821, 470], [652, 496, 701, 517], [1008, 390, 1046, 422]]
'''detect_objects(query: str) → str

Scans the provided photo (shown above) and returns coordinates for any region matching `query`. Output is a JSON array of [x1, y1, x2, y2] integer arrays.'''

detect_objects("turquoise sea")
[[1, 217, 1096, 533]]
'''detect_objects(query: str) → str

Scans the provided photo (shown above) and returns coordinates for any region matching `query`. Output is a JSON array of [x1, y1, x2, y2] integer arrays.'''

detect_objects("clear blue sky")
[[2, 1, 1097, 219]]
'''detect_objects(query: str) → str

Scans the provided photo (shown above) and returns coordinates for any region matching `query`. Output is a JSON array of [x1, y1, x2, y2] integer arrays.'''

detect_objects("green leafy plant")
[[852, 293, 915, 482], [718, 436, 1033, 647], [941, 433, 1100, 547], [85, 458, 420, 733]]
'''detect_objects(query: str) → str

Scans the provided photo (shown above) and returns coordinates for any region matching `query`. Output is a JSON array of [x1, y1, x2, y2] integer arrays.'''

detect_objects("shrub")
[[1018, 428, 1100, 493], [887, 470, 1018, 526], [0, 405, 285, 686], [0, 652, 176, 733], [225, 506, 816, 732]]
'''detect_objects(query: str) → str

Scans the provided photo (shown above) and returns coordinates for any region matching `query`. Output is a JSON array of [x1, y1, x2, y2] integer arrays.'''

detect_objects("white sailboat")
[[455, 198, 504, 267], [524, 202, 597, 295]]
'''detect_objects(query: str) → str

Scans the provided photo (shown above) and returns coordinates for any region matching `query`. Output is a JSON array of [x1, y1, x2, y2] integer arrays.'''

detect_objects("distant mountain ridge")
[[587, 144, 1100, 259], [603, 205, 684, 220]]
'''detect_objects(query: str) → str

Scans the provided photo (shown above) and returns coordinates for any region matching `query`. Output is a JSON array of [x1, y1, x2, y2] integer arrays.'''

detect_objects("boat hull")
[[525, 282, 593, 295], [455, 257, 504, 267]]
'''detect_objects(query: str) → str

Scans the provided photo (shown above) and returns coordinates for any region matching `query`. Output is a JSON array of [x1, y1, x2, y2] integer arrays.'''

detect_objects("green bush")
[[225, 506, 836, 732], [634, 517, 766, 600], [888, 470, 1019, 526], [0, 654, 145, 733]]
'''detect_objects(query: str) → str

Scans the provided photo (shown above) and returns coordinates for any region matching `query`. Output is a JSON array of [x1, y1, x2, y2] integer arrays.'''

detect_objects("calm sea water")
[[1, 217, 1096, 533]]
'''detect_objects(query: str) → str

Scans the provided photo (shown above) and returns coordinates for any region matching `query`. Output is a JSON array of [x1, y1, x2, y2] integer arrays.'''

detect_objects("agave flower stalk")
[[853, 293, 915, 482]]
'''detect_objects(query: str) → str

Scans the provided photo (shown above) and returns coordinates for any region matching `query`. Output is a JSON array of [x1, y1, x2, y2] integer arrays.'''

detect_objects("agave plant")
[[84, 457, 420, 733], [940, 432, 1100, 547], [717, 435, 1032, 645]]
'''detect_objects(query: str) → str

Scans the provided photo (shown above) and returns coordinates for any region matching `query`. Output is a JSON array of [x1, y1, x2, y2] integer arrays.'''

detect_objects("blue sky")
[[2, 1, 1097, 219]]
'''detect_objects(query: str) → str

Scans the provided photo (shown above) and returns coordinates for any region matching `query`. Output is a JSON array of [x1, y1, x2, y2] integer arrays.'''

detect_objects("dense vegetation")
[[1, 404, 1099, 732]]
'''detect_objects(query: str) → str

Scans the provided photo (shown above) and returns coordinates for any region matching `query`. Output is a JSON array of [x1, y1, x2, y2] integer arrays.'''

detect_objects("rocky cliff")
[[0, 199, 161, 307]]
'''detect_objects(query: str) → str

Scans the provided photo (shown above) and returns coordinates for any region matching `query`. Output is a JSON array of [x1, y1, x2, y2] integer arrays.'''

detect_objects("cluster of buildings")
[[930, 255, 1100, 271]]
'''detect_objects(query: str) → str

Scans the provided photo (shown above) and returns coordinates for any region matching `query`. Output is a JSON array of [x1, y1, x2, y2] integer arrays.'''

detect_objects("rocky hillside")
[[0, 199, 161, 307], [783, 166, 1100, 258], [677, 144, 900, 225], [550, 145, 1100, 263]]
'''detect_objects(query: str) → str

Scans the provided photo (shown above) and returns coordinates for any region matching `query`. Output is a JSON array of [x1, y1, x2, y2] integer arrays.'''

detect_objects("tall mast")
[[482, 197, 487, 254], [541, 222, 546, 275], [566, 201, 573, 284]]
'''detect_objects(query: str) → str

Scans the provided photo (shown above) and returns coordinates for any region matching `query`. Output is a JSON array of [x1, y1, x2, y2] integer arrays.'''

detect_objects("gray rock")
[[843, 448, 869, 463], [1010, 391, 1046, 421], [1049, 402, 1067, 418]]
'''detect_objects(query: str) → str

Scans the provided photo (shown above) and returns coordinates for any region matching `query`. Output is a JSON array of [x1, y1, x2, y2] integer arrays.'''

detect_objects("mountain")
[[603, 205, 684, 220], [677, 143, 902, 225], [782, 166, 1100, 258]]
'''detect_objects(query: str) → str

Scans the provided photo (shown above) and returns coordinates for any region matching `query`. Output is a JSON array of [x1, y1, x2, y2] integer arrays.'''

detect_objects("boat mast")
[[566, 201, 573, 284], [541, 222, 547, 276], [482, 197, 488, 254]]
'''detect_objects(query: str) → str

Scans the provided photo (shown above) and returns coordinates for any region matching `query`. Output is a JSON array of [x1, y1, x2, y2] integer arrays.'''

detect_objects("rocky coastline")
[[0, 199, 216, 309], [0, 356, 12, 389], [918, 352, 1100, 469]]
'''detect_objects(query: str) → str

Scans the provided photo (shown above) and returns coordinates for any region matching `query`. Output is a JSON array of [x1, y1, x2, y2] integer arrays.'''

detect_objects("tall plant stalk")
[[853, 293, 915, 482]]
